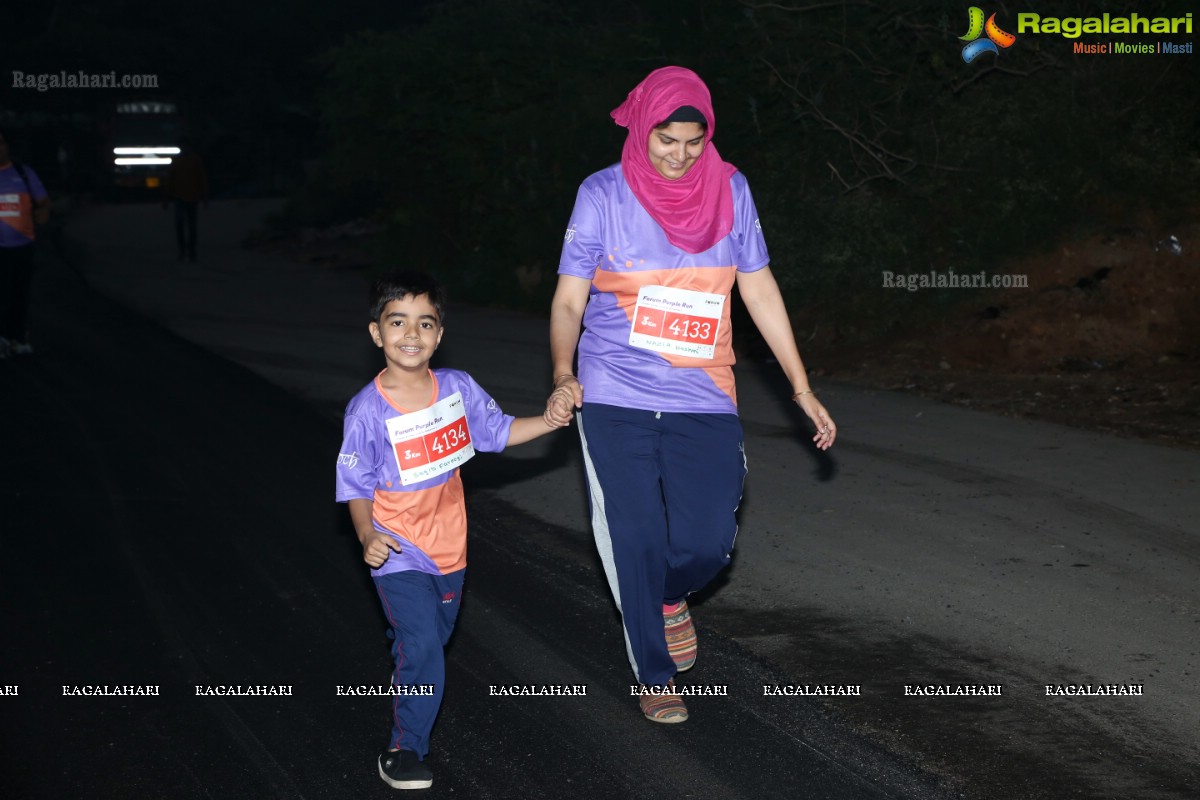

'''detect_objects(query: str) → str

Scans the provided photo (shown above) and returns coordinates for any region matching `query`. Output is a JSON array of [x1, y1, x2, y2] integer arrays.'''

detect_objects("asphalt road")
[[2, 200, 1198, 799], [1, 227, 953, 800]]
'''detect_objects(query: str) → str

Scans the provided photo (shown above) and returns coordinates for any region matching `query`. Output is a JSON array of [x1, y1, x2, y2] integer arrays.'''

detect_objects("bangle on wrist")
[[792, 389, 816, 400]]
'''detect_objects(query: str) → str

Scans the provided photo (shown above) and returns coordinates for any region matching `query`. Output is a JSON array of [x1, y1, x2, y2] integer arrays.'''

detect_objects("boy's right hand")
[[362, 532, 403, 568], [544, 384, 578, 428], [545, 376, 582, 427]]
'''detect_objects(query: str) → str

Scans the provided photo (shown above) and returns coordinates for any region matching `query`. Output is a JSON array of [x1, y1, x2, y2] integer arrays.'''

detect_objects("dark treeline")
[[298, 0, 1198, 337], [3, 0, 1195, 335]]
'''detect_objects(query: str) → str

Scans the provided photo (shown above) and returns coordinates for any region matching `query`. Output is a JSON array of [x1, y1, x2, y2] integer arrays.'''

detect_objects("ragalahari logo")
[[960, 7, 1017, 62]]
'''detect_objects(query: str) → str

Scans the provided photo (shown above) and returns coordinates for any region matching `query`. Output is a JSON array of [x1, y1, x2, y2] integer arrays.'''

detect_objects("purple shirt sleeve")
[[455, 371, 515, 452], [24, 166, 48, 202], [335, 411, 380, 502], [731, 172, 770, 273], [559, 180, 606, 280]]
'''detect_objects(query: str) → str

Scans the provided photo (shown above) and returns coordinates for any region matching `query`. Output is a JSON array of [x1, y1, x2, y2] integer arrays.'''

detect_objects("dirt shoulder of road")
[[814, 345, 1200, 452], [802, 219, 1200, 451]]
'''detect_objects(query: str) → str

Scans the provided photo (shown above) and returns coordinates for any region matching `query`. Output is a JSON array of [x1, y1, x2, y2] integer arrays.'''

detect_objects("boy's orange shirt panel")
[[372, 474, 468, 573]]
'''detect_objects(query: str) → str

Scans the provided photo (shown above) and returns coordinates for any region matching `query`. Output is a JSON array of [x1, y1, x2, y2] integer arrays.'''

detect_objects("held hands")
[[794, 392, 837, 450], [361, 531, 403, 568], [544, 375, 583, 428]]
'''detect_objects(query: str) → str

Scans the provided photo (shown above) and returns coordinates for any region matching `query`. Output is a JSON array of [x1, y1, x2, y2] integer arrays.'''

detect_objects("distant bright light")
[[114, 157, 173, 165], [113, 147, 181, 155]]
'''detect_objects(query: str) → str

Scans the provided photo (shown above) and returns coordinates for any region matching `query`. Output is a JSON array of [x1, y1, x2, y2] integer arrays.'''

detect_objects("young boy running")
[[336, 271, 572, 790]]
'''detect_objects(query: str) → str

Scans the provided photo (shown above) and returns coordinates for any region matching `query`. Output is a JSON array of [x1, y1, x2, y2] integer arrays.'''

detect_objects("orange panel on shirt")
[[373, 472, 468, 573]]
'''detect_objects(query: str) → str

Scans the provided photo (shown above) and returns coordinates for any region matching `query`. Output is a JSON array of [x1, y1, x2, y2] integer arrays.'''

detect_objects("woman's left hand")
[[795, 393, 836, 450]]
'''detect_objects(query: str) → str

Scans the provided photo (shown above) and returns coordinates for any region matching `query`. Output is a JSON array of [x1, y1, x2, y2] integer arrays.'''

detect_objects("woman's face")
[[646, 122, 706, 180]]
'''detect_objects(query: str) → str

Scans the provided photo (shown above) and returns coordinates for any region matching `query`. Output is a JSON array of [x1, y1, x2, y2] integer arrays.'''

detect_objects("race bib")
[[629, 285, 724, 360], [385, 392, 475, 486], [0, 193, 20, 218]]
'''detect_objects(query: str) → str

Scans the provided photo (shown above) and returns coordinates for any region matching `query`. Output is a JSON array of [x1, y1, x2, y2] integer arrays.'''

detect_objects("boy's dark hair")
[[369, 271, 447, 324]]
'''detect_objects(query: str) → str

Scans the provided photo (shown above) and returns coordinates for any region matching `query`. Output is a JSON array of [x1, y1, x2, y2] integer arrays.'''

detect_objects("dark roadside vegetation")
[[290, 0, 1200, 448], [5, 0, 1198, 445]]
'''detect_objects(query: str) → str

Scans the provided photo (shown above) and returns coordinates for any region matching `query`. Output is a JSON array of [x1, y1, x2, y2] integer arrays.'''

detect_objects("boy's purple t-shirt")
[[335, 368, 514, 576], [558, 164, 770, 414]]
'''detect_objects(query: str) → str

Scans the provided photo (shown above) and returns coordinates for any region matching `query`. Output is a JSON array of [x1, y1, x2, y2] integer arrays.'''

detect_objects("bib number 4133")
[[629, 285, 724, 360]]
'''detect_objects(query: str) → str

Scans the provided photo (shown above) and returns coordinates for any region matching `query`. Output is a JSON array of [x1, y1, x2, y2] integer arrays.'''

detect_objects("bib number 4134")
[[387, 392, 475, 485]]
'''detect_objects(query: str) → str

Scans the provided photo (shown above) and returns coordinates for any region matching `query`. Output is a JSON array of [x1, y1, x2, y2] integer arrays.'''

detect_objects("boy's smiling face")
[[369, 293, 443, 373]]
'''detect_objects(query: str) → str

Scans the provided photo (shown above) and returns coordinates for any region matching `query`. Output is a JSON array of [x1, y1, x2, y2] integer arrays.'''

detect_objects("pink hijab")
[[611, 66, 737, 254]]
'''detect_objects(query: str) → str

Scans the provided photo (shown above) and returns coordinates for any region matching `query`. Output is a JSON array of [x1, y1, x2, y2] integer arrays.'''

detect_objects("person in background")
[[0, 128, 51, 358], [544, 66, 837, 723], [162, 138, 208, 262]]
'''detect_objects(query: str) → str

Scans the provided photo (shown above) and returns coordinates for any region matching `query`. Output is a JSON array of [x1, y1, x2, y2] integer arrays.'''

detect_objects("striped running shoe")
[[664, 599, 696, 671], [638, 679, 688, 724]]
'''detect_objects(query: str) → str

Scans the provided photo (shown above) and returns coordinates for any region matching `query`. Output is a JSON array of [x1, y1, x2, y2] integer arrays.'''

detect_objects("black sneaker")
[[378, 750, 433, 790]]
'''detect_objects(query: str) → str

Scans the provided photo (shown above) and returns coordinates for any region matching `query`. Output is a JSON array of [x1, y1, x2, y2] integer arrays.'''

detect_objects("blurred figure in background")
[[162, 138, 208, 262], [0, 128, 51, 358]]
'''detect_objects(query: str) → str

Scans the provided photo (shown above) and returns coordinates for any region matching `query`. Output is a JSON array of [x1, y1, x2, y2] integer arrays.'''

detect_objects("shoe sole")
[[644, 709, 689, 724], [378, 763, 433, 790]]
